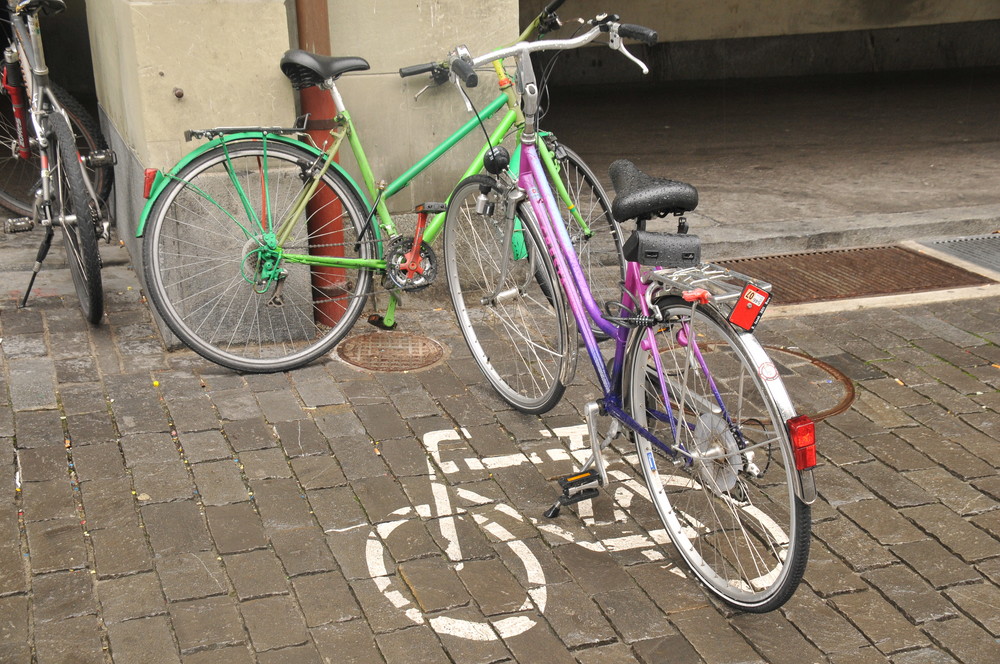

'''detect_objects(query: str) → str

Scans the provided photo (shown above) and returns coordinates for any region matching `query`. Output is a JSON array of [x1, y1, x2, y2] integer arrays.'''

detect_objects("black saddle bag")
[[622, 231, 700, 268]]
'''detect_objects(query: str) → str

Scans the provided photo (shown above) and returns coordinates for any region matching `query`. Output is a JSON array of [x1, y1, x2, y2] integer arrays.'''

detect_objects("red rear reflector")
[[787, 415, 816, 471], [143, 169, 159, 199]]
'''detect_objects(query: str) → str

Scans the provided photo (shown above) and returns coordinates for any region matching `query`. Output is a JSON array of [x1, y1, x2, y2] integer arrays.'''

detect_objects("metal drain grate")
[[337, 331, 445, 372], [718, 245, 996, 305], [923, 234, 1000, 273]]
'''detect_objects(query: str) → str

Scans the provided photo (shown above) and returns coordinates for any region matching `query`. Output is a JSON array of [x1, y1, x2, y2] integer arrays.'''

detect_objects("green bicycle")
[[137, 0, 622, 395]]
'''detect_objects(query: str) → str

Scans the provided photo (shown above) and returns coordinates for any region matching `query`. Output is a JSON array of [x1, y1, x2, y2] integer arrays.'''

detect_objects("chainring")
[[383, 234, 437, 291]]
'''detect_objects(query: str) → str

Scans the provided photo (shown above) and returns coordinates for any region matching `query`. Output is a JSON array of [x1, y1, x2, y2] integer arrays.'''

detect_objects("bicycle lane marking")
[[363, 428, 547, 641], [360, 424, 702, 642], [387, 423, 795, 635]]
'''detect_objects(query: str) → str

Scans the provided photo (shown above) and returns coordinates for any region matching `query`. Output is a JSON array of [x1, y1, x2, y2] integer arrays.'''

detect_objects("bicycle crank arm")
[[584, 401, 610, 486]]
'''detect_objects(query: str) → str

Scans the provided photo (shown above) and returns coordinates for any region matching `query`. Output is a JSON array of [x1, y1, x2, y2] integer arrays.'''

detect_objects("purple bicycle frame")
[[517, 143, 683, 450]]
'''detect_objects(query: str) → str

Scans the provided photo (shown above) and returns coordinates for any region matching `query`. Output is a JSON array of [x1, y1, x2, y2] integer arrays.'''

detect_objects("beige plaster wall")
[[86, 0, 518, 215], [86, 0, 294, 170], [519, 0, 1000, 42], [324, 0, 519, 212]]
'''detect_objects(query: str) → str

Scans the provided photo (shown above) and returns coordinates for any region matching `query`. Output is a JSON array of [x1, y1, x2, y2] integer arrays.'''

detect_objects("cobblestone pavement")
[[1, 237, 998, 663]]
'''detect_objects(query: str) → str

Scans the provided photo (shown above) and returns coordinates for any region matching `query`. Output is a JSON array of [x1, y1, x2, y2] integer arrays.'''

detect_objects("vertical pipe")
[[294, 0, 334, 139], [294, 0, 346, 326]]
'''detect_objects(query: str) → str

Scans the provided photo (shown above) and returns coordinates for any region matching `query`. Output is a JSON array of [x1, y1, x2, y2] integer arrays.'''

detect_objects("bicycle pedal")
[[543, 477, 601, 518], [560, 486, 599, 506], [557, 470, 601, 496], [367, 313, 397, 331], [4, 217, 34, 233]]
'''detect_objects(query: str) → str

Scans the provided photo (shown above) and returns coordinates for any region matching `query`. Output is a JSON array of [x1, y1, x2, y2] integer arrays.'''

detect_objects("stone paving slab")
[[1, 251, 998, 663]]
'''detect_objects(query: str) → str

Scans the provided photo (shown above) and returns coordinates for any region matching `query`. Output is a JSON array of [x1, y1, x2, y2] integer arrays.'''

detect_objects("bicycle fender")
[[136, 132, 371, 237]]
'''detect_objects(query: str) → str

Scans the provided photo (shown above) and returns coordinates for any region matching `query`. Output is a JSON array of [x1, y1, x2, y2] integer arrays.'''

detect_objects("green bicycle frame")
[[138, 48, 594, 326]]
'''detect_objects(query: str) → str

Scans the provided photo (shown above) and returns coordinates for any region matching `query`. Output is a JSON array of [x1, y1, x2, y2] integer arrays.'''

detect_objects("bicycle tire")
[[548, 139, 624, 321], [444, 174, 574, 414], [142, 139, 374, 373], [0, 81, 112, 216], [51, 112, 103, 323], [623, 296, 810, 612]]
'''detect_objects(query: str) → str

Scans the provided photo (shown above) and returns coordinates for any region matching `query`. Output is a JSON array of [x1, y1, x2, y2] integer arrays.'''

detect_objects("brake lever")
[[413, 64, 451, 101], [449, 45, 476, 112], [453, 77, 475, 113], [608, 24, 649, 75], [414, 83, 435, 101]]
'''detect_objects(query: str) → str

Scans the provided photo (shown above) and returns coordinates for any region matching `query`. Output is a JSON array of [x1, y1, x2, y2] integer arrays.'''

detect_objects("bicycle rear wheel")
[[0, 82, 112, 216], [142, 139, 373, 373], [51, 113, 103, 323], [623, 297, 810, 612], [548, 139, 624, 318], [444, 174, 574, 414]]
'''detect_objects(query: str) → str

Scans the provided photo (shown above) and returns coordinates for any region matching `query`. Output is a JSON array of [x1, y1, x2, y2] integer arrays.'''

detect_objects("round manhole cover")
[[337, 331, 445, 372]]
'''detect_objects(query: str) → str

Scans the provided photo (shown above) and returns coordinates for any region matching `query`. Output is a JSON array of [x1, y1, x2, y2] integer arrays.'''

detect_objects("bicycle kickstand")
[[544, 402, 613, 518], [367, 292, 401, 331], [18, 225, 55, 309]]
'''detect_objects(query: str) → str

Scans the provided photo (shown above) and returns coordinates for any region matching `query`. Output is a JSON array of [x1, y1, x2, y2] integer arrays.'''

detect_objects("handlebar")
[[398, 62, 437, 78], [470, 16, 656, 75], [14, 0, 65, 16], [618, 23, 658, 46], [450, 56, 478, 88], [399, 13, 654, 94], [398, 53, 476, 88]]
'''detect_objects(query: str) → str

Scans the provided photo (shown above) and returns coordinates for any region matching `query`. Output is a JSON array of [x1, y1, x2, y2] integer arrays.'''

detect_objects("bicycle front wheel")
[[444, 175, 574, 414], [623, 297, 810, 612], [143, 139, 373, 373], [51, 113, 103, 324], [0, 82, 113, 216]]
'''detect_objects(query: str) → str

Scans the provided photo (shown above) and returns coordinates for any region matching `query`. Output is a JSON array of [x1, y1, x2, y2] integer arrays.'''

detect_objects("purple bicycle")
[[443, 14, 818, 612]]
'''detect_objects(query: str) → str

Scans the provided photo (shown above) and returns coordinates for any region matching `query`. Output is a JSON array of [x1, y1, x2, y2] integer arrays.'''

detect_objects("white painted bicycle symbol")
[[359, 424, 678, 642], [360, 423, 791, 641]]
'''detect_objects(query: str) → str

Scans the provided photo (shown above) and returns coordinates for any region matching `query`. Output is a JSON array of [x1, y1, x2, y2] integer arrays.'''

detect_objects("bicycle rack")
[[645, 262, 772, 320]]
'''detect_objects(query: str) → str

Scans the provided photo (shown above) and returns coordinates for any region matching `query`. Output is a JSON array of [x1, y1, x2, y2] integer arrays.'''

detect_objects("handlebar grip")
[[619, 23, 658, 46], [542, 0, 566, 16], [399, 62, 437, 78], [451, 57, 479, 88]]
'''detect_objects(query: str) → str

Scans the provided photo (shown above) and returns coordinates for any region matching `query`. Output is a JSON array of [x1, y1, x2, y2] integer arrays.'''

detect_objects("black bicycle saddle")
[[608, 159, 698, 222], [279, 50, 370, 90]]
